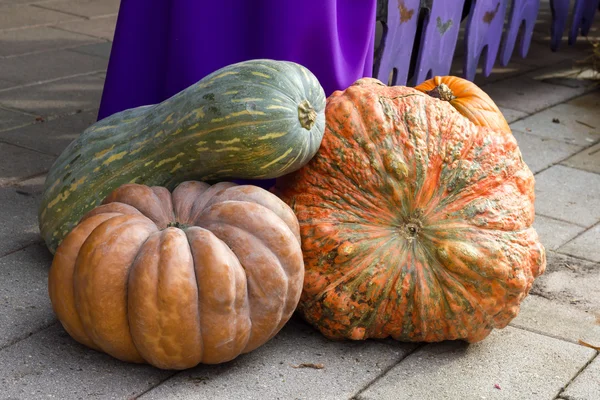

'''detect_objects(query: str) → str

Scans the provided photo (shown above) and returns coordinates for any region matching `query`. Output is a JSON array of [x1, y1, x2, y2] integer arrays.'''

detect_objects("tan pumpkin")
[[415, 75, 511, 133], [48, 181, 304, 370]]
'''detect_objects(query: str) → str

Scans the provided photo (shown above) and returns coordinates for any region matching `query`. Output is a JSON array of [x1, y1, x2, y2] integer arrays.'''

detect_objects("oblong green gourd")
[[39, 59, 326, 253]]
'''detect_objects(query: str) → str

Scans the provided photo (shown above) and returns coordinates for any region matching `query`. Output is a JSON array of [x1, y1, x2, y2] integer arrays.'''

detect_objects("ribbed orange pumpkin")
[[415, 76, 511, 133], [276, 78, 545, 343], [48, 181, 303, 369]]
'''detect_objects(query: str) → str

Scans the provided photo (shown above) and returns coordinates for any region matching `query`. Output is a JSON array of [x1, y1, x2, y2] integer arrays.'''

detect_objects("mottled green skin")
[[39, 59, 326, 253]]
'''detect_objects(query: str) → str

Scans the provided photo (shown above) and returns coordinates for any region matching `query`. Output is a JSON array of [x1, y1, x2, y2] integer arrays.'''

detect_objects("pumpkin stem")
[[166, 221, 189, 230], [426, 83, 456, 102], [298, 100, 317, 130]]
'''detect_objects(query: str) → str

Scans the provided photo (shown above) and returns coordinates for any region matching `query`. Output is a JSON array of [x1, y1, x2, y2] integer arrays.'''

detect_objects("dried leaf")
[[291, 363, 324, 369], [578, 340, 600, 351]]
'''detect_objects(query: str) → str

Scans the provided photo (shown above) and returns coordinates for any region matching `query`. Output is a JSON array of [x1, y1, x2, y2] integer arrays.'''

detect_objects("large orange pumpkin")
[[276, 78, 545, 343], [48, 181, 304, 370], [415, 75, 511, 133]]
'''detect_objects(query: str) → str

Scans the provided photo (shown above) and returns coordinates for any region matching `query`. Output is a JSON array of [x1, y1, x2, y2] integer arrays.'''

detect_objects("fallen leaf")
[[291, 363, 324, 370], [35, 116, 45, 123], [552, 118, 560, 124], [578, 340, 600, 351], [575, 120, 596, 129]]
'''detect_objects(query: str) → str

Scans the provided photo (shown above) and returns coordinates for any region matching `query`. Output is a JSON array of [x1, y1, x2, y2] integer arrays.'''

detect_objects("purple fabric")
[[98, 0, 377, 121]]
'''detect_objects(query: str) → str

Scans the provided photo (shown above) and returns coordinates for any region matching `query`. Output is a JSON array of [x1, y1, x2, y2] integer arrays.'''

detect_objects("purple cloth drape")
[[98, 0, 377, 120]]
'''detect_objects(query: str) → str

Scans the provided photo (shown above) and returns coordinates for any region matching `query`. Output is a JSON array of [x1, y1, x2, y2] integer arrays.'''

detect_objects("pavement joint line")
[[0, 39, 109, 60], [0, 240, 44, 260], [350, 343, 426, 400], [0, 169, 49, 189], [534, 213, 590, 229], [0, 69, 106, 93], [130, 371, 180, 399], [50, 20, 117, 41], [0, 137, 59, 156], [0, 320, 58, 353], [555, 220, 600, 262], [29, 3, 92, 20], [0, 107, 98, 134], [552, 351, 598, 400], [532, 138, 600, 176], [546, 248, 600, 265]]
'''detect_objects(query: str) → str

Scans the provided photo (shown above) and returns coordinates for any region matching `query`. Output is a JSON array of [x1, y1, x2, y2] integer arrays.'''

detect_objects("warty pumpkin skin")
[[276, 78, 545, 343], [415, 75, 511, 133], [48, 181, 304, 370], [39, 59, 326, 254]]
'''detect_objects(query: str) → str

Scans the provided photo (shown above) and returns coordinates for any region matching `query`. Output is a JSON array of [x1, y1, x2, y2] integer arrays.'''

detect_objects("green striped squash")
[[39, 59, 326, 253]]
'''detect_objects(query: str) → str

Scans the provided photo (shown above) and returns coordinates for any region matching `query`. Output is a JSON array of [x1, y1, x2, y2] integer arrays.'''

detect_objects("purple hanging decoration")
[[569, 0, 600, 45], [549, 0, 572, 50], [463, 0, 508, 81], [500, 0, 540, 66], [413, 0, 466, 84], [374, 0, 421, 86]]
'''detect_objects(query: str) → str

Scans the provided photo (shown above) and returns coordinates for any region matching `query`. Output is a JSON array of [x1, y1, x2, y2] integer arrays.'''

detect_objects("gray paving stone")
[[0, 324, 173, 399], [0, 79, 18, 90], [54, 14, 118, 40], [558, 225, 600, 263], [0, 49, 108, 85], [533, 215, 585, 251], [0, 107, 35, 132], [36, 0, 119, 18], [510, 93, 600, 147], [0, 74, 104, 117], [482, 76, 590, 114], [358, 326, 596, 400], [499, 107, 528, 123], [450, 58, 536, 86], [0, 142, 55, 185], [510, 295, 600, 345], [534, 166, 600, 227], [70, 41, 112, 59], [0, 243, 53, 349], [563, 356, 600, 400], [0, 26, 100, 57], [141, 317, 416, 400], [0, 185, 44, 256], [0, 3, 82, 30], [512, 130, 583, 174], [0, 110, 97, 155], [514, 41, 586, 67], [530, 251, 600, 313], [562, 142, 600, 174]]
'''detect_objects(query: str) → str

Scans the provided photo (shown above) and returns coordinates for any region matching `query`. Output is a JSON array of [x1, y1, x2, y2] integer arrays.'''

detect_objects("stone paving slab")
[[54, 15, 118, 41], [562, 142, 600, 174], [499, 107, 529, 123], [0, 79, 18, 90], [558, 224, 600, 263], [0, 109, 97, 155], [0, 26, 100, 57], [357, 326, 596, 400], [0, 48, 108, 85], [562, 355, 600, 400], [35, 0, 119, 18], [0, 323, 173, 399], [0, 243, 54, 349], [0, 3, 82, 30], [0, 74, 105, 117], [510, 294, 600, 345], [0, 141, 55, 185], [0, 186, 43, 256], [70, 41, 111, 59], [482, 75, 591, 114], [530, 251, 600, 313], [533, 214, 585, 251], [512, 130, 583, 174], [510, 96, 600, 147], [534, 165, 600, 227], [0, 107, 34, 131], [141, 317, 417, 400]]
